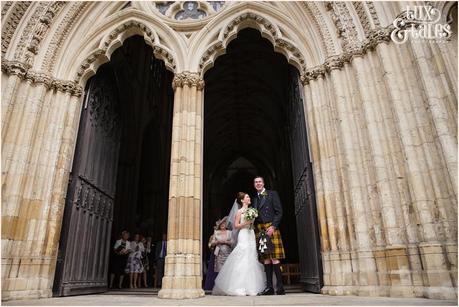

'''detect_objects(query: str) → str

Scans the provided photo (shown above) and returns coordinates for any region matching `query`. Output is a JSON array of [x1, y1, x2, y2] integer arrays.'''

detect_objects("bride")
[[212, 192, 266, 296]]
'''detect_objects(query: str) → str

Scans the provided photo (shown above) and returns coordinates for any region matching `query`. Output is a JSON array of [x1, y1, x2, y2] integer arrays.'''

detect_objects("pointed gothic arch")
[[189, 2, 324, 77], [72, 18, 180, 86]]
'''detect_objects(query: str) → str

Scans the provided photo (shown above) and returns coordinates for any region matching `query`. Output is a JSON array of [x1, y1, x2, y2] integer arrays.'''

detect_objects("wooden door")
[[53, 66, 122, 296], [287, 67, 323, 293]]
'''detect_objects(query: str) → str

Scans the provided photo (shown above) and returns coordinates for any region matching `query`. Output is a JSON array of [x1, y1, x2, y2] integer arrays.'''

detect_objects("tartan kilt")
[[255, 222, 285, 260]]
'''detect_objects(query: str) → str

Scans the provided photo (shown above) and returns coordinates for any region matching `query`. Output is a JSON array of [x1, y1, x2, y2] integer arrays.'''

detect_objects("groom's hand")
[[267, 226, 275, 237]]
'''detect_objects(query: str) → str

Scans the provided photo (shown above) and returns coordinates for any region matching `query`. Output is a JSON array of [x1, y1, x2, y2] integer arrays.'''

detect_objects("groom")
[[253, 176, 285, 295]]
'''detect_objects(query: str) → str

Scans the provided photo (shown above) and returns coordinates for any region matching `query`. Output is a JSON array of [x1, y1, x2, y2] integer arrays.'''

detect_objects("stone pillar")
[[158, 72, 205, 299], [1, 65, 83, 300], [352, 53, 413, 297], [303, 73, 354, 295], [376, 42, 457, 300], [328, 63, 380, 297]]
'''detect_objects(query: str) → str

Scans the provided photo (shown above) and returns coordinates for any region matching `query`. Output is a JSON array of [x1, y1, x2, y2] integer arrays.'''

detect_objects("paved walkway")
[[3, 289, 457, 306]]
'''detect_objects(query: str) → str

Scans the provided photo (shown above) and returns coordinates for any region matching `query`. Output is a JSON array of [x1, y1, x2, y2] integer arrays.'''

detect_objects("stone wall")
[[1, 1, 457, 301]]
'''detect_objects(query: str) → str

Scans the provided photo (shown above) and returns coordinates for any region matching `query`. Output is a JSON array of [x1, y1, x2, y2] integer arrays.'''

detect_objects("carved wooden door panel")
[[287, 67, 323, 293], [53, 67, 121, 296]]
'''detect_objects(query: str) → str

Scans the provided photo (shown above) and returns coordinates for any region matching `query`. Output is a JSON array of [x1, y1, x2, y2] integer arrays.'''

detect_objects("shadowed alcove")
[[203, 28, 303, 280]]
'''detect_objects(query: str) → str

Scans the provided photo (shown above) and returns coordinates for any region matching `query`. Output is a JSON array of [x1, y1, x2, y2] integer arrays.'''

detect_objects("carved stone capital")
[[52, 79, 83, 97], [1, 59, 29, 78], [365, 27, 392, 50], [324, 55, 347, 72], [172, 72, 205, 90], [302, 65, 326, 85], [302, 24, 394, 85], [25, 71, 53, 88], [2, 59, 83, 97]]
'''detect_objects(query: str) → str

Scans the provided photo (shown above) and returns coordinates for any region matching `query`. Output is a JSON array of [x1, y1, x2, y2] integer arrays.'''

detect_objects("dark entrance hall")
[[53, 36, 173, 296], [203, 28, 323, 292]]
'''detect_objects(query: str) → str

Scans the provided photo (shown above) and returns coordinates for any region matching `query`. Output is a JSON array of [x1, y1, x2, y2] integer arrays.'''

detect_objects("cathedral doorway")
[[52, 36, 174, 296], [203, 28, 323, 292]]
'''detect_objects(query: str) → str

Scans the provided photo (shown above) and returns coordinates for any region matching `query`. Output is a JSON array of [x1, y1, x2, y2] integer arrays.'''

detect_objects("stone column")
[[352, 53, 413, 297], [1, 66, 83, 300], [158, 72, 205, 299], [328, 63, 380, 297], [303, 73, 354, 295], [376, 42, 457, 300]]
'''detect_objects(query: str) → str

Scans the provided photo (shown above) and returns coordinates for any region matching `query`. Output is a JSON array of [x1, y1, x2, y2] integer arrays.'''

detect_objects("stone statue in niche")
[[175, 2, 206, 20], [155, 1, 225, 20]]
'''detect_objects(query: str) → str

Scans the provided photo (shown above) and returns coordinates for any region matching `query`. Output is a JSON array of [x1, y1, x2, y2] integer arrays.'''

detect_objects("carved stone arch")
[[352, 1, 382, 37], [198, 11, 306, 77], [303, 2, 340, 57], [345, 2, 369, 41], [40, 1, 91, 73], [1, 1, 32, 57], [325, 2, 362, 52], [75, 19, 177, 85], [10, 1, 66, 66]]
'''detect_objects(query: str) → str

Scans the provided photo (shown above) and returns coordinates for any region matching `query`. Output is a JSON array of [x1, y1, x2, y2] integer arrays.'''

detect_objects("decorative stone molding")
[[326, 1, 360, 51], [301, 25, 392, 85], [12, 2, 65, 65], [13, 2, 48, 60], [352, 2, 382, 36], [172, 71, 204, 90], [199, 12, 305, 74], [365, 1, 381, 28], [1, 1, 32, 56], [42, 2, 90, 72], [353, 2, 372, 35], [1, 59, 29, 78], [26, 2, 65, 54], [52, 78, 83, 97], [2, 59, 83, 96], [76, 19, 176, 82], [303, 2, 336, 57], [1, 1, 14, 18], [24, 71, 54, 88], [223, 12, 277, 38]]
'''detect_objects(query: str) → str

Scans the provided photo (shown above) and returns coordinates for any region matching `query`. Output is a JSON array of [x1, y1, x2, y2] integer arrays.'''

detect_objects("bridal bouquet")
[[244, 208, 258, 229]]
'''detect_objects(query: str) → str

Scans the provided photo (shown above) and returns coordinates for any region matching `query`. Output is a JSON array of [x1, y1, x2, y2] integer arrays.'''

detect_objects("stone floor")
[[3, 289, 457, 306]]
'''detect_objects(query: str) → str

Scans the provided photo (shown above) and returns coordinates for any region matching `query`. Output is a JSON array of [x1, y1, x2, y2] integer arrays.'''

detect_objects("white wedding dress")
[[212, 208, 266, 296]]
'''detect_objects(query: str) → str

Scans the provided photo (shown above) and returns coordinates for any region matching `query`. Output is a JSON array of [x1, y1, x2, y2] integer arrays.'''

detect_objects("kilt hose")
[[255, 222, 285, 261]]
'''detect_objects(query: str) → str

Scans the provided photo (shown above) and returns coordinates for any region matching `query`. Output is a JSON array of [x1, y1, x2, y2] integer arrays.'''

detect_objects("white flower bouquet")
[[244, 207, 258, 229]]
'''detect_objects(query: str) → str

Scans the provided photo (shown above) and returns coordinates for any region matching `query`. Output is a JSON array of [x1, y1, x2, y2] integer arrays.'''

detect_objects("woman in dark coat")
[[204, 224, 217, 290], [109, 230, 130, 288]]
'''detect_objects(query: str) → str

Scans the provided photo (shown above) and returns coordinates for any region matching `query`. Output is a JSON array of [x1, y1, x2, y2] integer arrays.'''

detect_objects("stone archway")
[[52, 35, 174, 296], [158, 5, 318, 298], [202, 26, 322, 292]]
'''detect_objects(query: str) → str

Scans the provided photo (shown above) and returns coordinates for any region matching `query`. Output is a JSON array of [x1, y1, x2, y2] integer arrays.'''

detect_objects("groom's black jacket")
[[252, 190, 283, 228]]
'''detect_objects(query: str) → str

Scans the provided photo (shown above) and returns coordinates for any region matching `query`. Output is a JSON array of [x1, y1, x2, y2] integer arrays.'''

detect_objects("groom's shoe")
[[276, 288, 286, 295], [258, 287, 275, 295]]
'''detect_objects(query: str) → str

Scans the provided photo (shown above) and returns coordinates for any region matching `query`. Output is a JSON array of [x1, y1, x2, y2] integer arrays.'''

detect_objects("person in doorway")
[[154, 233, 167, 288], [109, 230, 130, 289], [252, 176, 286, 295], [140, 235, 149, 288], [125, 233, 144, 288], [212, 192, 266, 295], [145, 236, 154, 287], [211, 217, 233, 273], [203, 227, 217, 291]]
